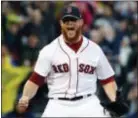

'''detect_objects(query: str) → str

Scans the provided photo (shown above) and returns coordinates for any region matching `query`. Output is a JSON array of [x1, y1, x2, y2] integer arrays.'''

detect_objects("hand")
[[17, 96, 29, 113]]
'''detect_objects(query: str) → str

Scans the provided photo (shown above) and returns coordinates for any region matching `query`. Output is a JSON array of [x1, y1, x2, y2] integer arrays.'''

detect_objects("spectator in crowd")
[[22, 3, 57, 46], [127, 79, 138, 118], [4, 14, 22, 65], [126, 55, 137, 118], [21, 32, 40, 67], [2, 43, 10, 67], [118, 36, 132, 86]]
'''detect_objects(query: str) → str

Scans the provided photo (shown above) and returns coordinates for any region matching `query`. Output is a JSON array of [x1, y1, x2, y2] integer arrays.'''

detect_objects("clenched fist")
[[17, 96, 30, 113]]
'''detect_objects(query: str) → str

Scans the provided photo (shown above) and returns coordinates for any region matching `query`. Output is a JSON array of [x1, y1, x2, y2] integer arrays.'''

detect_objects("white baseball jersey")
[[34, 34, 114, 98]]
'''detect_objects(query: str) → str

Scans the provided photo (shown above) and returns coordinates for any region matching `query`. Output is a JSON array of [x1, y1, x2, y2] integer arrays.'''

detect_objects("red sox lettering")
[[52, 63, 96, 74], [52, 63, 69, 73], [79, 63, 96, 74]]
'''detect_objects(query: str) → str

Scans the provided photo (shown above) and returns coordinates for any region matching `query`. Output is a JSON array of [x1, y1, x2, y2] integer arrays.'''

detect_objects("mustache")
[[67, 27, 75, 30]]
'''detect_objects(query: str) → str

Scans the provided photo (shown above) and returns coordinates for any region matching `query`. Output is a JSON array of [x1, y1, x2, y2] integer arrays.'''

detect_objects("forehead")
[[62, 17, 79, 23]]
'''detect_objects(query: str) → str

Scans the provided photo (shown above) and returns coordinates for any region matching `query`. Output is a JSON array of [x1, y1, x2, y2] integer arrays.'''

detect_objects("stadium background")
[[1, 1, 137, 118]]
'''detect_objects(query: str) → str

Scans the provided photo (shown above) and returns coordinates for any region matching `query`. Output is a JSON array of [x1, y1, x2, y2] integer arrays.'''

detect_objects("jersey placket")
[[58, 36, 89, 98], [65, 54, 79, 98]]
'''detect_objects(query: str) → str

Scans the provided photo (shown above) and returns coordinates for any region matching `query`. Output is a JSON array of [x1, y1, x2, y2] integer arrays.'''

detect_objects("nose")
[[68, 21, 74, 26]]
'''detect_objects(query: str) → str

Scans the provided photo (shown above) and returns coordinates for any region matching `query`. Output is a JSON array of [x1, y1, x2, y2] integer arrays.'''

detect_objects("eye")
[[62, 19, 69, 23], [62, 17, 78, 23]]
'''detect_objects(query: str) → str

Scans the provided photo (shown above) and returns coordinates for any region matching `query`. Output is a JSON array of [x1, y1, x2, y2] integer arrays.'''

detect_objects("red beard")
[[62, 27, 82, 43]]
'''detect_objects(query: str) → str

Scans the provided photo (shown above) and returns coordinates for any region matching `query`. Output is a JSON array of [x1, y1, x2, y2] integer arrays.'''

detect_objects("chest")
[[51, 49, 99, 75]]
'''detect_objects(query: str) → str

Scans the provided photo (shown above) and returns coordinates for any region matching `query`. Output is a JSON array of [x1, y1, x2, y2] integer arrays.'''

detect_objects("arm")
[[99, 76, 117, 102], [21, 71, 46, 100], [21, 80, 39, 100], [18, 72, 45, 108], [18, 47, 51, 110], [102, 80, 117, 102], [96, 47, 116, 101], [18, 80, 39, 108], [96, 48, 128, 116]]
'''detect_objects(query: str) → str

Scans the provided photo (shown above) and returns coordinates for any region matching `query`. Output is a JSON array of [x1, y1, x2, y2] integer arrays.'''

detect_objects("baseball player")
[[18, 6, 127, 117]]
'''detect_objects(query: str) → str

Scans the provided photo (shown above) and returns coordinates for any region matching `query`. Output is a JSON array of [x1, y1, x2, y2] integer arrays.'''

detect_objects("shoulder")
[[83, 36, 102, 53], [38, 37, 59, 58]]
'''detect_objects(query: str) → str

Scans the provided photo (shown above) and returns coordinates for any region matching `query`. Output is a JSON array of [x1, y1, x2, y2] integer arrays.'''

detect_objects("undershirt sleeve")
[[99, 76, 115, 85], [29, 72, 46, 86]]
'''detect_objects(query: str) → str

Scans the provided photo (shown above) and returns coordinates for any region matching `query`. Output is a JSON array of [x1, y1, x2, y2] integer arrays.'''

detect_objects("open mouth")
[[67, 27, 75, 31]]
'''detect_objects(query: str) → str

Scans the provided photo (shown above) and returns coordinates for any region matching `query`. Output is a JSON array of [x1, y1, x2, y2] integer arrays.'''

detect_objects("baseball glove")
[[101, 101, 129, 117], [100, 91, 129, 117]]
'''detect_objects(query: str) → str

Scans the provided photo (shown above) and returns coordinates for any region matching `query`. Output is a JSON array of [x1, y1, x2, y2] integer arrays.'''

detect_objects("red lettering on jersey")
[[53, 63, 69, 73], [89, 66, 96, 74], [53, 63, 95, 74], [84, 65, 90, 73], [79, 64, 95, 74], [63, 63, 69, 72], [57, 64, 64, 73], [79, 63, 85, 72], [52, 65, 59, 73]]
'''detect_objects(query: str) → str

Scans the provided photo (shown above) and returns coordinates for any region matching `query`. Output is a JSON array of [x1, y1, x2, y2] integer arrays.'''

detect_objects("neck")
[[63, 35, 82, 45]]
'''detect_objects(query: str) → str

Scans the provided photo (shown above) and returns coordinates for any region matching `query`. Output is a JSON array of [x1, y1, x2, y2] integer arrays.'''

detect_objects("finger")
[[18, 102, 28, 107], [18, 104, 28, 108], [16, 104, 28, 113], [18, 101, 28, 107], [19, 100, 28, 104]]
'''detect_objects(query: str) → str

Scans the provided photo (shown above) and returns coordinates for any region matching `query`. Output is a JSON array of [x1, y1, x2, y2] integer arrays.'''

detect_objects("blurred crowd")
[[1, 1, 137, 118]]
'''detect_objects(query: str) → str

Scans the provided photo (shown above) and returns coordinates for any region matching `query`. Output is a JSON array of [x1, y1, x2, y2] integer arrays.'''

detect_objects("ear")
[[60, 20, 63, 27]]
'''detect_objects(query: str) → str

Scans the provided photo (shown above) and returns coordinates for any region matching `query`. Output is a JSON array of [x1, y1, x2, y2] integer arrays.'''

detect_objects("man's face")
[[60, 17, 83, 43]]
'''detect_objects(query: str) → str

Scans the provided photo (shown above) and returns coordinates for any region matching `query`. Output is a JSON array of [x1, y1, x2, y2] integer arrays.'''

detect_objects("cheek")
[[75, 23, 81, 29], [61, 26, 66, 31]]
